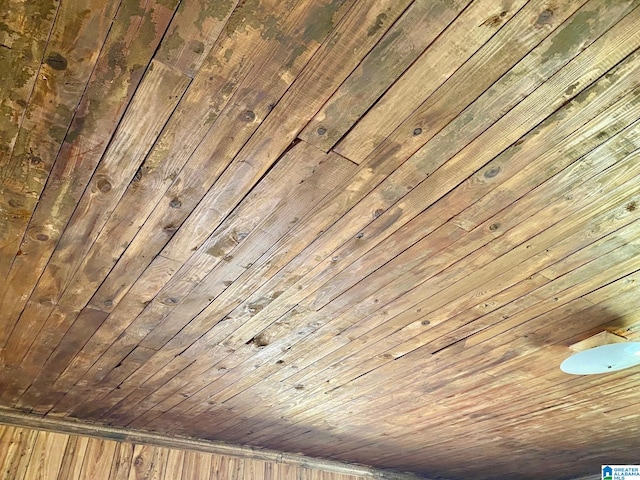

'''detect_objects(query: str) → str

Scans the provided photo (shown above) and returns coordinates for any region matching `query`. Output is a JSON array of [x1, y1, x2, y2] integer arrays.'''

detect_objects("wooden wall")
[[0, 424, 372, 480]]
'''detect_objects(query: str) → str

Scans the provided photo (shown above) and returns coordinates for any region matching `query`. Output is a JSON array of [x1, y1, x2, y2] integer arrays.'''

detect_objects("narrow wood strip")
[[47, 146, 354, 420], [150, 65, 640, 414], [289, 268, 640, 430], [108, 442, 134, 480], [127, 443, 168, 480], [334, 0, 594, 162], [227, 0, 626, 336], [51, 0, 416, 419], [157, 0, 411, 262], [163, 448, 184, 480], [44, 256, 182, 411]]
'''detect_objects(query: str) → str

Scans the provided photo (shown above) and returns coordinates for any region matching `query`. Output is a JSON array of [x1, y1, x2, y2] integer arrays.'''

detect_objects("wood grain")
[[1, 1, 640, 479], [0, 0, 181, 359], [0, 0, 120, 280], [0, 420, 413, 479]]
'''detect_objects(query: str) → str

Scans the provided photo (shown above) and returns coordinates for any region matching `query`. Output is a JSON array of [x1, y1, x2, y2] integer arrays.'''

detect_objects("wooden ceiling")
[[1, 0, 640, 478]]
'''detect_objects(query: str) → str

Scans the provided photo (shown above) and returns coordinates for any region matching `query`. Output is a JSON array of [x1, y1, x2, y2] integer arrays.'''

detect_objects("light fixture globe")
[[560, 342, 640, 375]]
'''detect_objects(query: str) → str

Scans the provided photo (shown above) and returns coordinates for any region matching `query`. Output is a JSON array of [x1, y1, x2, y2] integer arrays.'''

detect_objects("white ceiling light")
[[561, 332, 640, 375]]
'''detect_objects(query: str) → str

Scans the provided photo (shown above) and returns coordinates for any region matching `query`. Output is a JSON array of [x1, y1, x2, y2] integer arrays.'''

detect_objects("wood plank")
[[290, 273, 640, 432], [0, 426, 17, 477], [44, 256, 182, 413], [77, 438, 117, 480], [0, 427, 37, 480], [22, 430, 69, 480], [296, 298, 636, 436], [209, 0, 628, 339], [91, 355, 194, 424], [52, 0, 423, 420], [296, 2, 640, 313], [120, 314, 316, 427], [4, 2, 280, 372], [0, 0, 120, 280], [181, 451, 212, 480], [300, 97, 640, 314], [164, 449, 185, 480], [127, 444, 167, 480], [116, 144, 353, 356], [0, 0, 181, 359], [298, 0, 471, 153], [157, 0, 410, 261], [138, 148, 355, 351], [290, 231, 640, 396], [55, 436, 90, 480], [51, 346, 157, 420], [16, 308, 109, 413], [244, 460, 266, 480], [227, 456, 244, 480], [151, 0, 632, 390], [108, 442, 135, 480]]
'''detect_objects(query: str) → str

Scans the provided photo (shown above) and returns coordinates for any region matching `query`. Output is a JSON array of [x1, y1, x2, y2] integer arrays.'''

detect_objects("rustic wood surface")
[[0, 421, 397, 480], [1, 1, 640, 479]]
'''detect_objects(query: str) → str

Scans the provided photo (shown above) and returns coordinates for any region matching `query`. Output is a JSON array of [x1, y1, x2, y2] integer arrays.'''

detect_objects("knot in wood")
[[45, 52, 67, 70], [484, 166, 500, 178], [241, 110, 256, 122], [97, 178, 112, 193], [317, 127, 327, 136], [535, 9, 554, 27], [413, 127, 422, 136]]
